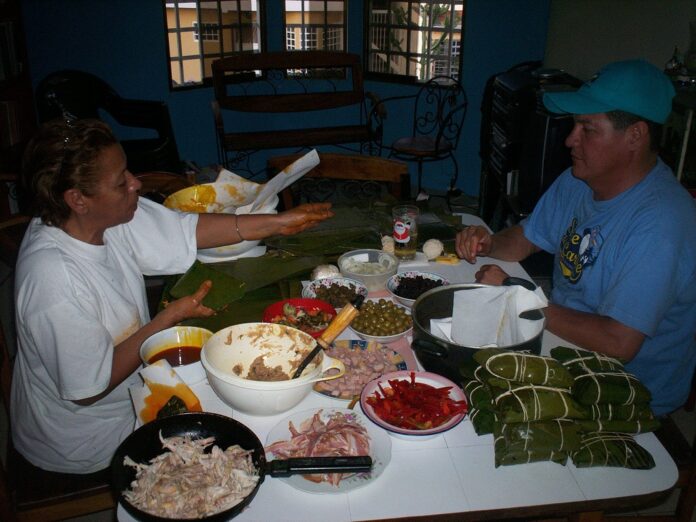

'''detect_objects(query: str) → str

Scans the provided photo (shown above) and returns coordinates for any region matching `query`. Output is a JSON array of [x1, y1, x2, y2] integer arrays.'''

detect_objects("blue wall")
[[21, 0, 550, 199]]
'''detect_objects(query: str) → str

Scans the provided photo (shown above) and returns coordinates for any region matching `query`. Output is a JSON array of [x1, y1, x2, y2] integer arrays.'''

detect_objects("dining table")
[[117, 211, 678, 522]]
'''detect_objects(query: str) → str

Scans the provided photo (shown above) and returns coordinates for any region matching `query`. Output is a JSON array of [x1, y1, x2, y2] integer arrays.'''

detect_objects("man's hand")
[[455, 225, 492, 263], [475, 264, 510, 285], [276, 202, 334, 236]]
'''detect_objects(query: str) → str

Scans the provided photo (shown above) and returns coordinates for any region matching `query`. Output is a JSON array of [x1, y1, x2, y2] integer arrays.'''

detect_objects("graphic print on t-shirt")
[[558, 218, 603, 284]]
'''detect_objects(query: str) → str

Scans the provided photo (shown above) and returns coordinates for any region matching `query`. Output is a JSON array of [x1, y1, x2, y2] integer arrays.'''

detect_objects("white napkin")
[[250, 149, 320, 211], [430, 286, 547, 348]]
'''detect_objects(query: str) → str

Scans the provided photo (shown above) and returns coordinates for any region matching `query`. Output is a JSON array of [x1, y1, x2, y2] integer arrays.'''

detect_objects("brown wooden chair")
[[266, 152, 410, 210], [0, 214, 117, 521]]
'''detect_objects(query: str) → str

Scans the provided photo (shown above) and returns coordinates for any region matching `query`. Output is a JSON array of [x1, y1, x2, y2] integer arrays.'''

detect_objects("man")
[[456, 59, 696, 416]]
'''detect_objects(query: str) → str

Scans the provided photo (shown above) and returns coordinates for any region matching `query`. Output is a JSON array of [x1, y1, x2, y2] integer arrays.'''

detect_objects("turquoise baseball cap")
[[543, 59, 675, 123]]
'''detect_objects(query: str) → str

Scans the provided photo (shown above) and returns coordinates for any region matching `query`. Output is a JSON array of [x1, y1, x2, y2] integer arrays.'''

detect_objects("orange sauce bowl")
[[139, 326, 214, 385]]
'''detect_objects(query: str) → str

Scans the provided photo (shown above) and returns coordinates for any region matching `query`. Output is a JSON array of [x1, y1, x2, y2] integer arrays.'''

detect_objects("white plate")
[[313, 340, 408, 400], [196, 244, 267, 263], [360, 370, 467, 438], [265, 407, 391, 494]]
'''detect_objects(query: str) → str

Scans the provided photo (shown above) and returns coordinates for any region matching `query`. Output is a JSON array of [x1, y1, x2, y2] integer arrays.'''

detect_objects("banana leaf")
[[469, 408, 496, 436], [577, 418, 661, 434], [494, 420, 582, 454], [491, 383, 588, 423], [551, 346, 626, 374], [571, 432, 655, 469], [572, 371, 652, 406], [474, 348, 574, 389], [463, 378, 494, 411], [202, 251, 323, 293], [168, 260, 245, 311], [585, 402, 657, 422], [265, 226, 382, 256], [494, 443, 568, 467]]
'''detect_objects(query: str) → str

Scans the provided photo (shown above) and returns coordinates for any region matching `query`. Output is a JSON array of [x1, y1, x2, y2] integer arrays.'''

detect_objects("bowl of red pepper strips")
[[360, 370, 468, 438]]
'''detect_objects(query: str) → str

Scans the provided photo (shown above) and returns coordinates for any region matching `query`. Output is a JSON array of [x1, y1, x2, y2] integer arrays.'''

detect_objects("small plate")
[[360, 370, 467, 438], [313, 340, 408, 400], [265, 407, 392, 494]]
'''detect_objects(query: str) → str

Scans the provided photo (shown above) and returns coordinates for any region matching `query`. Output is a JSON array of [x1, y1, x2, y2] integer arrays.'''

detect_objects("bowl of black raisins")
[[386, 272, 449, 308]]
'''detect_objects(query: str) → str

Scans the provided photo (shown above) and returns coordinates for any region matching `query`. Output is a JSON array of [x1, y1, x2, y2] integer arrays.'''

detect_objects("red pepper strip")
[[367, 372, 468, 430]]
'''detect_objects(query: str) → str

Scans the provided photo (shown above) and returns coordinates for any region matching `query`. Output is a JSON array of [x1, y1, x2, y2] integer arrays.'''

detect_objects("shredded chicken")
[[123, 433, 260, 519], [265, 410, 370, 486]]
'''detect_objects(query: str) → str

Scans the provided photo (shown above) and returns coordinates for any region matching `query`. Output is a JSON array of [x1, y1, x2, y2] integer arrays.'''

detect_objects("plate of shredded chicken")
[[265, 407, 391, 493]]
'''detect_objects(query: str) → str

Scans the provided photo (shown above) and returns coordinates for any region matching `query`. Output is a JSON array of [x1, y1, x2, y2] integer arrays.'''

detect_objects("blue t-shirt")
[[522, 158, 696, 416]]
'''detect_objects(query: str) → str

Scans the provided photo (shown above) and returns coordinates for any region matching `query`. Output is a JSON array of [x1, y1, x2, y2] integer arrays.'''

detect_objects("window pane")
[[164, 0, 263, 89], [366, 1, 465, 82], [284, 0, 346, 51]]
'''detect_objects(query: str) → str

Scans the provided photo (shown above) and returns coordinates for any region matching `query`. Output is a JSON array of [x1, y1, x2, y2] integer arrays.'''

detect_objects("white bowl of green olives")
[[349, 298, 413, 344]]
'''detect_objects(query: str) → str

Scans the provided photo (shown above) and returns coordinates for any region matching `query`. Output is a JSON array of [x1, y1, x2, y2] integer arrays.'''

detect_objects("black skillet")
[[111, 412, 372, 521]]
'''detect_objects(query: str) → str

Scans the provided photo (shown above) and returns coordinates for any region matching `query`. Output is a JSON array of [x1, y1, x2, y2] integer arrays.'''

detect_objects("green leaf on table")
[[168, 260, 245, 311], [265, 227, 382, 256]]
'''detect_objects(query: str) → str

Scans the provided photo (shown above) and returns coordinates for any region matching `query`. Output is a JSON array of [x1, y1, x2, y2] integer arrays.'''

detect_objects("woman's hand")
[[275, 202, 334, 236], [159, 280, 215, 325], [475, 264, 509, 286], [455, 225, 492, 263]]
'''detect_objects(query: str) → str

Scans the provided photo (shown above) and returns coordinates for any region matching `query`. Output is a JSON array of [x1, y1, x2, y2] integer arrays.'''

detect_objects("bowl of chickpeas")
[[349, 298, 413, 344]]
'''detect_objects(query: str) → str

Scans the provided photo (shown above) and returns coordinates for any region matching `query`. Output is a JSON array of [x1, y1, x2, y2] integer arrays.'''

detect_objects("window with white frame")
[[193, 21, 220, 41], [286, 27, 297, 50], [164, 0, 264, 89], [283, 0, 346, 51], [365, 1, 465, 82]]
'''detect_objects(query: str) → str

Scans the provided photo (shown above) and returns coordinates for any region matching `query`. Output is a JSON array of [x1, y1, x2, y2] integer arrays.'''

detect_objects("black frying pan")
[[111, 412, 372, 521]]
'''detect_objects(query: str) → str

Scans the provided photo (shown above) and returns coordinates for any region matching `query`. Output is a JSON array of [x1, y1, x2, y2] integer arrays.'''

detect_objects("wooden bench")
[[211, 51, 384, 172]]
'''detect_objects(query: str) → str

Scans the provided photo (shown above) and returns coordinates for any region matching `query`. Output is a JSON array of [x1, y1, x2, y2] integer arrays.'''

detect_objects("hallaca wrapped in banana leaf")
[[493, 422, 570, 467], [577, 418, 661, 434], [572, 371, 652, 406], [570, 432, 655, 469], [495, 420, 582, 453], [463, 378, 494, 411], [550, 346, 625, 374], [473, 348, 574, 389], [491, 383, 587, 423], [585, 403, 657, 422], [469, 408, 496, 436]]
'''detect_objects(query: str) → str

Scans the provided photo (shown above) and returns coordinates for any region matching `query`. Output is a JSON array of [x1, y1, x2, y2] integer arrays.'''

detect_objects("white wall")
[[545, 0, 696, 81]]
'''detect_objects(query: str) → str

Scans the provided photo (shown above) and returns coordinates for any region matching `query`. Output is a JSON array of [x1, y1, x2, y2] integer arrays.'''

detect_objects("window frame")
[[163, 0, 267, 91], [282, 1, 347, 52], [363, 1, 466, 84]]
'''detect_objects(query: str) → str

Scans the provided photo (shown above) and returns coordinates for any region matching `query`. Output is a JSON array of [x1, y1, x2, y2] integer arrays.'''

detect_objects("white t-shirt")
[[11, 197, 198, 473]]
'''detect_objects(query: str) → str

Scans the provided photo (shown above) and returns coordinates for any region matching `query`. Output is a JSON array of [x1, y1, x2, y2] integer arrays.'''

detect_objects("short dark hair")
[[605, 110, 662, 152], [22, 119, 118, 226]]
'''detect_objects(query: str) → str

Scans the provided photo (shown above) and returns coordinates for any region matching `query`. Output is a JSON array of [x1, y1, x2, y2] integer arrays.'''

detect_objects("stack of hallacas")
[[460, 347, 659, 469]]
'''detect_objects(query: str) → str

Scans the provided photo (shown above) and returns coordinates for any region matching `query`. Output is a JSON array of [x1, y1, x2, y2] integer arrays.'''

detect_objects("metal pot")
[[410, 283, 545, 385]]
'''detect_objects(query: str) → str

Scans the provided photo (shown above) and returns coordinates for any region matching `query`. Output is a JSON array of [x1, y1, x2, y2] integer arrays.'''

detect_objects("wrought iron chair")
[[35, 70, 182, 174], [379, 76, 467, 198]]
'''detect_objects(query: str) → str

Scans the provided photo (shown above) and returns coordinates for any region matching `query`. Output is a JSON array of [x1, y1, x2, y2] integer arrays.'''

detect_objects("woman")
[[11, 119, 333, 473]]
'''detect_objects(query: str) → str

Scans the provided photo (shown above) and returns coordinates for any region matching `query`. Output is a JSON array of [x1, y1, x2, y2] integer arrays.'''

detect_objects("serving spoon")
[[292, 294, 365, 379]]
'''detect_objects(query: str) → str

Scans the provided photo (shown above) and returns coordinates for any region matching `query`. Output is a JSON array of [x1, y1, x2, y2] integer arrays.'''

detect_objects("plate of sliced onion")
[[264, 407, 391, 493]]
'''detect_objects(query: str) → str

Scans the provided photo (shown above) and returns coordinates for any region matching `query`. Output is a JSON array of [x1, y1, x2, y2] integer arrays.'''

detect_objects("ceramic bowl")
[[337, 249, 399, 292], [301, 276, 368, 308], [386, 271, 450, 308], [262, 298, 336, 339], [360, 370, 468, 439], [139, 326, 214, 385], [201, 323, 345, 415]]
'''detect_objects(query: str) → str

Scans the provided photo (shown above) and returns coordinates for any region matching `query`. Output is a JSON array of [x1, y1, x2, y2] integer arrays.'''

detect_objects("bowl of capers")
[[349, 298, 413, 344]]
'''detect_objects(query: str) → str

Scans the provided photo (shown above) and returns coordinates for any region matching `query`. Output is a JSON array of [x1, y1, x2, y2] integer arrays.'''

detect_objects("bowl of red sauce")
[[140, 326, 214, 385], [262, 298, 336, 339]]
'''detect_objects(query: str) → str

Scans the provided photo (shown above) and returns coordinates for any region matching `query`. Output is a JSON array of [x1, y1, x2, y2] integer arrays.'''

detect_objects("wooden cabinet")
[[0, 0, 35, 216]]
